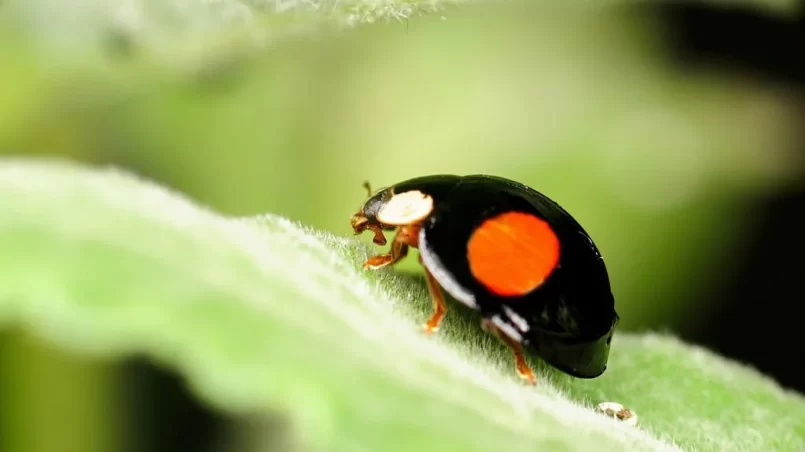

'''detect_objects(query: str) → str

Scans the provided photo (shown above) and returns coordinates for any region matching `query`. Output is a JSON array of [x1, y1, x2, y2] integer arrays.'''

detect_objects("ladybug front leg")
[[362, 235, 408, 269], [362, 225, 420, 270], [481, 318, 537, 385]]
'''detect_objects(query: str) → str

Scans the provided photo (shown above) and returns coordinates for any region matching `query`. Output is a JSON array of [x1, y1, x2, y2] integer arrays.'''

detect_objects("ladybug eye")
[[376, 190, 434, 225]]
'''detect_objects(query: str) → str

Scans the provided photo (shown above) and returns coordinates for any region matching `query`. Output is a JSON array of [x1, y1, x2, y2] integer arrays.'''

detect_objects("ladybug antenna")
[[362, 181, 372, 197]]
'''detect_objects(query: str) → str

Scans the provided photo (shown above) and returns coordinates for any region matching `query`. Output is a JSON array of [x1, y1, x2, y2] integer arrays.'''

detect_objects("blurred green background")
[[1, 0, 803, 451]]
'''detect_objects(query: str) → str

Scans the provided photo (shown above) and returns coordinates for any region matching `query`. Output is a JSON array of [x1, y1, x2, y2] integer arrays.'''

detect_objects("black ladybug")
[[350, 175, 619, 383]]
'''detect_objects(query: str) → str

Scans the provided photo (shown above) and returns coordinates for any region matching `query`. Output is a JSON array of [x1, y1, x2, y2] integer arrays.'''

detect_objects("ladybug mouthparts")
[[351, 211, 387, 246]]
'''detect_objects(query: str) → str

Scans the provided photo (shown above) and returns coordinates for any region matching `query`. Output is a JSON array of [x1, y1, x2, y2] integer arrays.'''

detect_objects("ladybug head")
[[350, 183, 394, 245], [351, 183, 436, 245]]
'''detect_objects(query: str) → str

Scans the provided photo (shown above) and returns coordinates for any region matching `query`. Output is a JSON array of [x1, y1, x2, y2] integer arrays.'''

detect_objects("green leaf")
[[0, 157, 803, 451]]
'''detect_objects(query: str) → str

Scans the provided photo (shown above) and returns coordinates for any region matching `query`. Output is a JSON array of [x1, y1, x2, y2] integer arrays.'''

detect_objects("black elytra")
[[356, 174, 619, 379]]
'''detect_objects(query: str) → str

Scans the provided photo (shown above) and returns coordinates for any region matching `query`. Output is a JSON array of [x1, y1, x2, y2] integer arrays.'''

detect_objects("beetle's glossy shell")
[[398, 175, 618, 378]]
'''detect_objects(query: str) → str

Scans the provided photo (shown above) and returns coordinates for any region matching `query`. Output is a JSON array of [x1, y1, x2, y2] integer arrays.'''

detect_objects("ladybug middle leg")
[[420, 259, 447, 334], [481, 318, 537, 385]]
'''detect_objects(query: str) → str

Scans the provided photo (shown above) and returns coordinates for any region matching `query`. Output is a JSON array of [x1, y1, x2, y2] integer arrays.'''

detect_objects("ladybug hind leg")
[[481, 318, 537, 385]]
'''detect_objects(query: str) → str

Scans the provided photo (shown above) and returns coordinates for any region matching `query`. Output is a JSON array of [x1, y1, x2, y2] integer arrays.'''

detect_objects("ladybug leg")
[[421, 262, 447, 334], [360, 224, 448, 334], [481, 318, 537, 385], [362, 236, 408, 269], [362, 225, 419, 269], [387, 224, 448, 334]]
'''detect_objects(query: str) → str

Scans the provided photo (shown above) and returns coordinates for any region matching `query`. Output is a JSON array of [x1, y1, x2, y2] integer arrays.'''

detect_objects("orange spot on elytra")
[[467, 211, 560, 297]]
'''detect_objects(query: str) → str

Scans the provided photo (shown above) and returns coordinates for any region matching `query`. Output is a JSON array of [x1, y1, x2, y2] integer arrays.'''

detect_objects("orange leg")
[[422, 263, 447, 334], [362, 225, 420, 269], [361, 224, 448, 334], [362, 238, 408, 269], [482, 319, 537, 385]]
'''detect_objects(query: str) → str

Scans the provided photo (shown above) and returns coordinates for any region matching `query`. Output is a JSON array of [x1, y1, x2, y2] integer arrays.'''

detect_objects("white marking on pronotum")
[[376, 190, 434, 225], [595, 402, 638, 426], [418, 226, 478, 309], [503, 306, 530, 333]]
